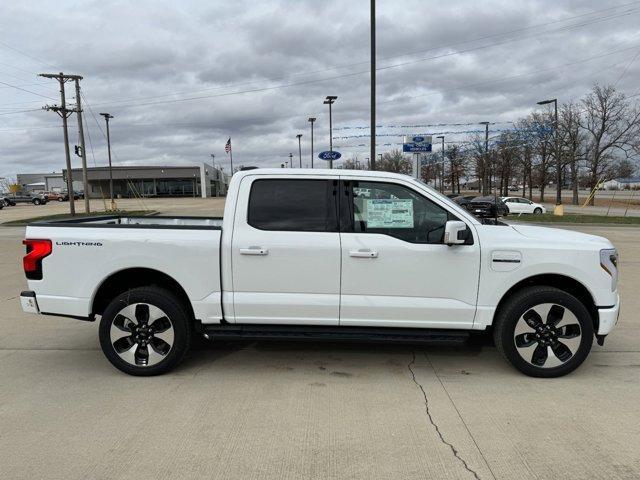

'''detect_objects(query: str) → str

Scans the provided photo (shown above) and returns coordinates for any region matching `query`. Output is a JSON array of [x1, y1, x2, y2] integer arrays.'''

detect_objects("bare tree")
[[341, 154, 365, 170], [559, 102, 584, 205], [531, 112, 554, 202], [581, 84, 640, 205], [378, 150, 412, 174]]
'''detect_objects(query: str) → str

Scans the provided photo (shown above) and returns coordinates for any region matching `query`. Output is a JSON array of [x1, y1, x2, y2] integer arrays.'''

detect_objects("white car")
[[502, 196, 546, 215], [19, 169, 619, 378]]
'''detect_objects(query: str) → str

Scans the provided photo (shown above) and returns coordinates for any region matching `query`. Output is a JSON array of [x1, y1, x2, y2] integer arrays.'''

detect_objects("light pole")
[[296, 134, 303, 168], [308, 117, 316, 168], [324, 96, 337, 169], [289, 152, 293, 168], [436, 135, 445, 191], [99, 112, 115, 210], [370, 0, 376, 171], [479, 122, 490, 194], [538, 98, 560, 205]]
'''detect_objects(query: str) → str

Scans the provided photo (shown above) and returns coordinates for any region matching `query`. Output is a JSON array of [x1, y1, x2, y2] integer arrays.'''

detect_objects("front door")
[[339, 179, 480, 329], [231, 176, 341, 325]]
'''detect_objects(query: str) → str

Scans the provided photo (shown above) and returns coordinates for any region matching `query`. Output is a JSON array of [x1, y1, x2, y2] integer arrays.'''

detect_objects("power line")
[[0, 79, 56, 99]]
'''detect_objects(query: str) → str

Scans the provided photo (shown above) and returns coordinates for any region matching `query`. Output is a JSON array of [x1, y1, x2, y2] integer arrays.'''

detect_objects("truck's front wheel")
[[99, 287, 191, 376], [493, 286, 594, 377]]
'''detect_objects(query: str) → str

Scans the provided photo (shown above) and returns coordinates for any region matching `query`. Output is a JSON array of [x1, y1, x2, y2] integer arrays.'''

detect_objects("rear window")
[[248, 179, 337, 232]]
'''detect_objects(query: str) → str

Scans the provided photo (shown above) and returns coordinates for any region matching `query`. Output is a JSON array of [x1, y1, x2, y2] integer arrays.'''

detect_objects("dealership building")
[[63, 163, 228, 198]]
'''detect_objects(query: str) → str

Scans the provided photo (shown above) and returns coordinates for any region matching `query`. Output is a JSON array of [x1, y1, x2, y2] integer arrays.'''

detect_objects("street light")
[[296, 134, 303, 168], [99, 112, 115, 210], [323, 96, 337, 169], [436, 135, 445, 191], [479, 122, 490, 194], [537, 98, 560, 206], [308, 117, 316, 168]]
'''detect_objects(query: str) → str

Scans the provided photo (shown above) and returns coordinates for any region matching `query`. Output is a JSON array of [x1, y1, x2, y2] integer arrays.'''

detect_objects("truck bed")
[[24, 215, 223, 323]]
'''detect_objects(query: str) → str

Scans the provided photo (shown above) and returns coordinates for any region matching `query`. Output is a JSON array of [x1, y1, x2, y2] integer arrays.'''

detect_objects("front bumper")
[[597, 294, 620, 335], [20, 291, 40, 314]]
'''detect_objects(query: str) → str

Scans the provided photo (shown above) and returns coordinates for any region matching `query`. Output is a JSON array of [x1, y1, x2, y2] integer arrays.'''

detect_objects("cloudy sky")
[[1, 0, 639, 178]]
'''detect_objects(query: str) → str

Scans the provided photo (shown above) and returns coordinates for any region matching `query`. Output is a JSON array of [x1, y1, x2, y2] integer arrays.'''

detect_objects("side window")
[[248, 179, 337, 232], [349, 181, 454, 244]]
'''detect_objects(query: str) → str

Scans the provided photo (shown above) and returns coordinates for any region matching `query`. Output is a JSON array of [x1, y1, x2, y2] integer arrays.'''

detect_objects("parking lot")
[[1, 209, 639, 479]]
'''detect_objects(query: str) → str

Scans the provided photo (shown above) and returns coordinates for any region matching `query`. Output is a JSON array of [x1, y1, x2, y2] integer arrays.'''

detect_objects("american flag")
[[225, 138, 232, 154]]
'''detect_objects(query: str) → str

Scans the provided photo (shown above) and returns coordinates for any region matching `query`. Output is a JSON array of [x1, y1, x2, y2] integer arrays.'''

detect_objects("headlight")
[[600, 248, 619, 291]]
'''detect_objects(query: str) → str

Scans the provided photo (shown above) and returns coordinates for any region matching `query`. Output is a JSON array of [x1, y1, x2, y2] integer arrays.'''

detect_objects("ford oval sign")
[[412, 136, 425, 142], [318, 151, 341, 161]]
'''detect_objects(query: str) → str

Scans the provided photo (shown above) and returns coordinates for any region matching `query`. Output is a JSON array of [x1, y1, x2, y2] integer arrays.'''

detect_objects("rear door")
[[230, 175, 341, 325], [339, 179, 480, 329]]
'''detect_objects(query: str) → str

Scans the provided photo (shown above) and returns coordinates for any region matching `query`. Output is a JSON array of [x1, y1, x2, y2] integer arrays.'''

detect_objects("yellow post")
[[554, 204, 564, 216]]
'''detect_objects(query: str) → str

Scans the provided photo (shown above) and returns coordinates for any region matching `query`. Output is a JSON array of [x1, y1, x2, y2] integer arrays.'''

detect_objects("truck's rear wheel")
[[493, 286, 593, 377], [99, 287, 191, 376]]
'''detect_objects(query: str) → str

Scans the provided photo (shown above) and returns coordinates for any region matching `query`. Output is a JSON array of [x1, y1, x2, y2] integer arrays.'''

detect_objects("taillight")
[[23, 239, 52, 280]]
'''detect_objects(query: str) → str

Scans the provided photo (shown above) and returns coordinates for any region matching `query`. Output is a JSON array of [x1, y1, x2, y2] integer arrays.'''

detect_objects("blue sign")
[[318, 150, 342, 161], [403, 134, 432, 153]]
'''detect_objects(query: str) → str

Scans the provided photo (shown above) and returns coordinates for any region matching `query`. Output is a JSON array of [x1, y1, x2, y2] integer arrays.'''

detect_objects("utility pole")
[[370, 0, 376, 171], [480, 122, 490, 194], [538, 98, 560, 205], [296, 134, 303, 168], [99, 113, 115, 210], [308, 117, 316, 168], [324, 96, 337, 169], [73, 78, 90, 213], [39, 72, 80, 216]]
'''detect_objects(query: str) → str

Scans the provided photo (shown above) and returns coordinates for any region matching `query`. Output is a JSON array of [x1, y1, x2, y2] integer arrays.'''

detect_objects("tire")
[[33, 198, 41, 205], [534, 207, 542, 215], [58, 197, 64, 202], [493, 286, 593, 377], [99, 287, 192, 376]]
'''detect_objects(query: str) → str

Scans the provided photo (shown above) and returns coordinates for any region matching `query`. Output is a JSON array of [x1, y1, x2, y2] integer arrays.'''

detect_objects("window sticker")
[[365, 199, 414, 228]]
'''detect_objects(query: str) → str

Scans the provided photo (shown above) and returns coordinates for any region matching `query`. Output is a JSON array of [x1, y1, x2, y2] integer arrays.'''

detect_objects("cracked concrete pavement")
[[1, 216, 640, 479]]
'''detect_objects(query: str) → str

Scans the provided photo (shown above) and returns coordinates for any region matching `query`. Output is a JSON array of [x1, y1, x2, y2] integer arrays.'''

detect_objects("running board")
[[199, 323, 470, 345]]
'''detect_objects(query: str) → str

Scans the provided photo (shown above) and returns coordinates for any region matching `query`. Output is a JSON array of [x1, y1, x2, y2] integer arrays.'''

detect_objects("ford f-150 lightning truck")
[[20, 169, 620, 377]]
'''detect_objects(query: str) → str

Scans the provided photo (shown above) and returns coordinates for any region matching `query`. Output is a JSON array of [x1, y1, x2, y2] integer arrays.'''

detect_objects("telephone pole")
[[99, 113, 115, 210], [40, 72, 81, 215], [73, 78, 90, 213]]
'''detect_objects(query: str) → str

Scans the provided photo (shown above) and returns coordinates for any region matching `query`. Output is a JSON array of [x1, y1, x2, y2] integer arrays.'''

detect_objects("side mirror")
[[444, 220, 468, 245]]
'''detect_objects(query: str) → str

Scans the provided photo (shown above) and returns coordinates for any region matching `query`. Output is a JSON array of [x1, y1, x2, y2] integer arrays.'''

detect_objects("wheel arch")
[[493, 273, 598, 332], [91, 267, 194, 321]]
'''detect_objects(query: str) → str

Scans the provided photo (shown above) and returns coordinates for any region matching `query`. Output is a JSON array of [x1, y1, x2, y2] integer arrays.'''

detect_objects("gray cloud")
[[1, 0, 639, 177]]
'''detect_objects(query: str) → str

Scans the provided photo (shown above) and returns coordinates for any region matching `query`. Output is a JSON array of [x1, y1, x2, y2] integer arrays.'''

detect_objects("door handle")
[[240, 247, 269, 256], [349, 249, 378, 258]]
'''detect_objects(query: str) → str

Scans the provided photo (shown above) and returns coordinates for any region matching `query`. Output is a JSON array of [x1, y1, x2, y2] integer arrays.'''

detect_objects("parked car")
[[5, 193, 48, 205], [466, 196, 509, 218], [43, 191, 64, 202], [20, 169, 620, 378], [502, 197, 546, 215], [452, 195, 477, 210]]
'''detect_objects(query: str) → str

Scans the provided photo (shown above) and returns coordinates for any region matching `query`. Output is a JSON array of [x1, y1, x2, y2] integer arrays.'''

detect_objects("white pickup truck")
[[20, 169, 620, 377]]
